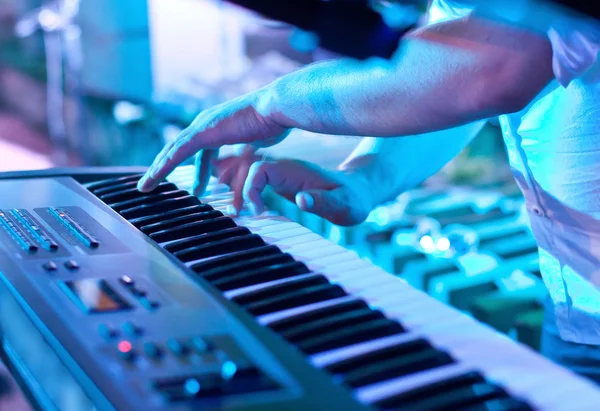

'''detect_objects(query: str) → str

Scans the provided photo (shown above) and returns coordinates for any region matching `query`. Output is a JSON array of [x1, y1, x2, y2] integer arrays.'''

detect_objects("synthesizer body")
[[0, 166, 598, 411]]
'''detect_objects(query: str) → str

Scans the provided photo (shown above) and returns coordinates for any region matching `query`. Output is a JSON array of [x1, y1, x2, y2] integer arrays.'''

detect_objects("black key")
[[375, 371, 485, 410], [394, 382, 508, 411], [283, 309, 385, 343], [212, 261, 310, 291], [141, 210, 223, 235], [130, 204, 213, 228], [94, 180, 139, 196], [100, 182, 178, 203], [326, 338, 432, 375], [86, 173, 144, 192], [111, 190, 188, 212], [150, 216, 236, 243], [203, 253, 295, 282], [462, 398, 534, 411], [166, 227, 250, 254], [269, 299, 368, 332], [245, 284, 348, 316], [233, 274, 327, 306], [297, 318, 404, 355], [341, 348, 453, 388], [190, 245, 282, 273], [174, 234, 265, 262], [121, 196, 201, 220]]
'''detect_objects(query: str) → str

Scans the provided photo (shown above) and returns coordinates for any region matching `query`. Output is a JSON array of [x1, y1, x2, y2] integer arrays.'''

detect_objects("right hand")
[[137, 90, 290, 195], [227, 158, 374, 226]]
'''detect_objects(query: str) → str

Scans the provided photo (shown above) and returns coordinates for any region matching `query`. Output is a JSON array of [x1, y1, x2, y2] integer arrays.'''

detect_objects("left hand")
[[213, 154, 374, 226]]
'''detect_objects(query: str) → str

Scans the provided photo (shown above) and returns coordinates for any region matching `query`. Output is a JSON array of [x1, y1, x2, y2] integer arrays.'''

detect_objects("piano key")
[[325, 338, 432, 375], [395, 382, 508, 410], [201, 253, 295, 282], [354, 316, 596, 410], [86, 173, 144, 192], [232, 274, 327, 306], [166, 227, 251, 254], [212, 261, 310, 291], [376, 372, 512, 411], [282, 308, 385, 343], [94, 180, 140, 196], [460, 398, 534, 411], [111, 190, 189, 212], [267, 298, 368, 331], [188, 245, 282, 273], [99, 182, 178, 202], [340, 346, 454, 388], [140, 210, 223, 235], [374, 371, 485, 409], [120, 196, 201, 220], [174, 234, 266, 262], [245, 283, 348, 316], [150, 216, 237, 243], [297, 318, 405, 355], [129, 204, 213, 228]]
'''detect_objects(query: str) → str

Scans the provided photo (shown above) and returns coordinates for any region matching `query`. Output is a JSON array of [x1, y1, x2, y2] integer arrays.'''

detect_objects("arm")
[[266, 13, 553, 136], [338, 121, 487, 206], [230, 121, 485, 225], [138, 13, 553, 192]]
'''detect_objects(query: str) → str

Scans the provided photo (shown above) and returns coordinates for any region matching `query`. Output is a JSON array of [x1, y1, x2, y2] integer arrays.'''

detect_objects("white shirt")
[[430, 0, 600, 344]]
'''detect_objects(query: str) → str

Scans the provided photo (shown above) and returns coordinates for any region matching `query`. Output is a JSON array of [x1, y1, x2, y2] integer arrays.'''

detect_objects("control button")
[[119, 275, 134, 287], [154, 375, 222, 401], [131, 288, 147, 297], [43, 261, 58, 271], [122, 322, 143, 338], [117, 340, 135, 362], [167, 339, 188, 357], [220, 360, 238, 380], [98, 324, 118, 340], [140, 298, 160, 311], [190, 337, 212, 355], [64, 260, 79, 270], [143, 342, 163, 360]]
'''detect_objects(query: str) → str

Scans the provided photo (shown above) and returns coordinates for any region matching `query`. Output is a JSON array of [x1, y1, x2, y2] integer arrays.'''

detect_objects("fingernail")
[[226, 205, 239, 216], [297, 192, 314, 209], [137, 175, 148, 191]]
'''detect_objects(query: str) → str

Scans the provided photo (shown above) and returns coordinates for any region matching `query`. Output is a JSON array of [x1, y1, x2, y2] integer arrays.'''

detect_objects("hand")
[[136, 90, 289, 194], [233, 158, 373, 226]]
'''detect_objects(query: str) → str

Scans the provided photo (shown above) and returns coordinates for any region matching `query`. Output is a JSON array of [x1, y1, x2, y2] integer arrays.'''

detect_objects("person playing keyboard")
[[138, 0, 600, 384]]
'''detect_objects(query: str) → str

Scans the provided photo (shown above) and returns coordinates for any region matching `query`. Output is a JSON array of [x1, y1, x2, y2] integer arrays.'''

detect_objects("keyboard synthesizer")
[[0, 166, 598, 411]]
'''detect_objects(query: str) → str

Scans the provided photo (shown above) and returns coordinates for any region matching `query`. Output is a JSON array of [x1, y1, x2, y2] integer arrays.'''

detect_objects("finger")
[[216, 163, 238, 186], [192, 149, 218, 197], [296, 188, 356, 226], [243, 161, 280, 216], [138, 129, 201, 192], [231, 166, 248, 216]]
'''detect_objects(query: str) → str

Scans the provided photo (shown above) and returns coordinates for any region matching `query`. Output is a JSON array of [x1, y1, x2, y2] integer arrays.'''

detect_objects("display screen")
[[62, 279, 131, 313]]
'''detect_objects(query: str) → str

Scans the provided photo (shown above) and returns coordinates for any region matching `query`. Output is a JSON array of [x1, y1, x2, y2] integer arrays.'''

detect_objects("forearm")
[[260, 14, 552, 137], [338, 121, 486, 206]]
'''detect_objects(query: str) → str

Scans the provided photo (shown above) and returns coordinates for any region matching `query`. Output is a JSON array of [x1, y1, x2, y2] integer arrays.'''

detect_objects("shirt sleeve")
[[547, 15, 600, 87]]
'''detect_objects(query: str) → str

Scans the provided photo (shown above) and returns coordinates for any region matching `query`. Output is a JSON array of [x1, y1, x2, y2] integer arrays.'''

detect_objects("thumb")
[[296, 189, 360, 226]]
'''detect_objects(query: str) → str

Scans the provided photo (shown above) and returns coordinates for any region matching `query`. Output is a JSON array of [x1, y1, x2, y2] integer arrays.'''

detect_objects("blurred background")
[[0, 0, 546, 392]]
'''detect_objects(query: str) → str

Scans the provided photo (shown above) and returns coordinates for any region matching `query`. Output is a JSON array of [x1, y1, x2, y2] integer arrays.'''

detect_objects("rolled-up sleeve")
[[548, 16, 600, 87]]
